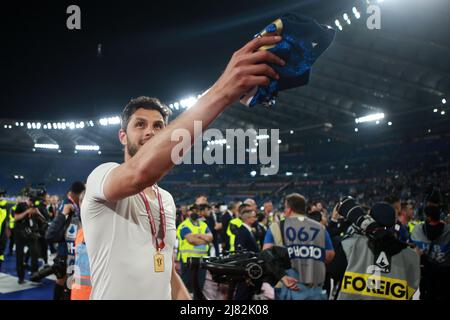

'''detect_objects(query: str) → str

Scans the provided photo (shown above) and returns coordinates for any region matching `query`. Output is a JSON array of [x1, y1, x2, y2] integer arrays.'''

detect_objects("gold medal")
[[154, 250, 165, 272]]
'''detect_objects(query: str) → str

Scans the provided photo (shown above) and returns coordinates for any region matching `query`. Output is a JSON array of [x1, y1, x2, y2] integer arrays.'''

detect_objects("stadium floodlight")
[[286, 172, 293, 176], [75, 145, 100, 151], [14, 175, 18, 179], [352, 7, 361, 19], [174, 102, 179, 110], [375, 120, 380, 125], [250, 171, 257, 177], [441, 111, 446, 115], [443, 98, 447, 104], [346, 19, 351, 25], [388, 122, 392, 126], [15, 122, 19, 126], [3, 125, 7, 129], [99, 118, 108, 126], [335, 19, 341, 27], [98, 151, 102, 155], [355, 128, 359, 132], [20, 122, 24, 127], [290, 130, 294, 134], [355, 112, 385, 124], [53, 123, 57, 129], [34, 143, 59, 150], [69, 122, 75, 130], [108, 116, 120, 125], [20, 176, 24, 179], [180, 96, 197, 109], [89, 120, 94, 127], [43, 125, 47, 129], [433, 108, 438, 113], [31, 123, 36, 129], [278, 139, 282, 144], [79, 122, 85, 129], [343, 13, 349, 21]]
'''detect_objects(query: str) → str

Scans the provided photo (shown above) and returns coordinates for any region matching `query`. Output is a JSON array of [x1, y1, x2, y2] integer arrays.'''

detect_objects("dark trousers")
[[181, 262, 206, 298], [38, 237, 48, 264], [8, 229, 15, 255], [15, 236, 39, 280], [234, 281, 255, 300]]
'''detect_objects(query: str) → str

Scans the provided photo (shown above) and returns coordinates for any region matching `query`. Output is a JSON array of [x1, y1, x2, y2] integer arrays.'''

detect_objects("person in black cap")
[[336, 200, 420, 300], [411, 205, 450, 300]]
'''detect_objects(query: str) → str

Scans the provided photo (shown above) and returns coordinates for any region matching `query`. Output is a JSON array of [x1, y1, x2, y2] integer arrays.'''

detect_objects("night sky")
[[1, 0, 349, 120]]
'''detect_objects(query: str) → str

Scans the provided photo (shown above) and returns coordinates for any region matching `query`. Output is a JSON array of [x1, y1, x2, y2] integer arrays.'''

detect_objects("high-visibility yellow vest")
[[407, 220, 421, 234], [0, 204, 7, 245], [9, 205, 16, 229], [176, 218, 210, 264], [226, 218, 243, 252]]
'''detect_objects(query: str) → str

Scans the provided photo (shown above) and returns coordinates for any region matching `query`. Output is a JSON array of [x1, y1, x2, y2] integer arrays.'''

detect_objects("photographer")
[[45, 181, 85, 300], [14, 197, 43, 284], [411, 205, 450, 300], [336, 199, 420, 300], [32, 192, 51, 267], [263, 193, 335, 300]]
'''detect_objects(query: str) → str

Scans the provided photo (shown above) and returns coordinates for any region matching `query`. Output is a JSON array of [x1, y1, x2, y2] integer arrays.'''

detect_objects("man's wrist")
[[204, 84, 232, 110]]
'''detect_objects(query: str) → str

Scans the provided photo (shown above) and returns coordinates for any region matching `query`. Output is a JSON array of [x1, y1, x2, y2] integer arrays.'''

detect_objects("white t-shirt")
[[81, 162, 176, 300]]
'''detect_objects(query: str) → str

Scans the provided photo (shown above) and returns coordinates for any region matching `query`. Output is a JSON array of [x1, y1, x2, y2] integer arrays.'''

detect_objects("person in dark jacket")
[[234, 209, 259, 300]]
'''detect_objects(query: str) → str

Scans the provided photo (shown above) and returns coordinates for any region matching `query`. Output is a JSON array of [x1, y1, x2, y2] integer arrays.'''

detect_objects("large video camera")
[[188, 246, 291, 299], [21, 186, 49, 236], [22, 186, 47, 206], [29, 255, 66, 282]]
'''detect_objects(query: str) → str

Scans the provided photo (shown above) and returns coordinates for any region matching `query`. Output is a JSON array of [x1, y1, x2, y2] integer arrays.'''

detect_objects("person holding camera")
[[44, 181, 86, 300], [263, 193, 335, 300], [81, 34, 285, 299], [13, 197, 43, 284], [336, 199, 420, 300]]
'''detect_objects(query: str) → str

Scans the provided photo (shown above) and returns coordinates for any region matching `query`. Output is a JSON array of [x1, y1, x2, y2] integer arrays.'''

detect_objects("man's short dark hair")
[[238, 203, 251, 214], [285, 193, 306, 214], [121, 96, 171, 131], [70, 181, 85, 195], [228, 201, 238, 211]]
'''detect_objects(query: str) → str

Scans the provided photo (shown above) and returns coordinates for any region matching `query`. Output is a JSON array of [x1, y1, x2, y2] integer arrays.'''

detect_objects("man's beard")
[[126, 137, 140, 158]]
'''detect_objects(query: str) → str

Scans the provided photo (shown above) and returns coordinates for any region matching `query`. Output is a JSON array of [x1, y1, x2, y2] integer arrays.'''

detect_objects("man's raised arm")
[[103, 36, 285, 202]]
